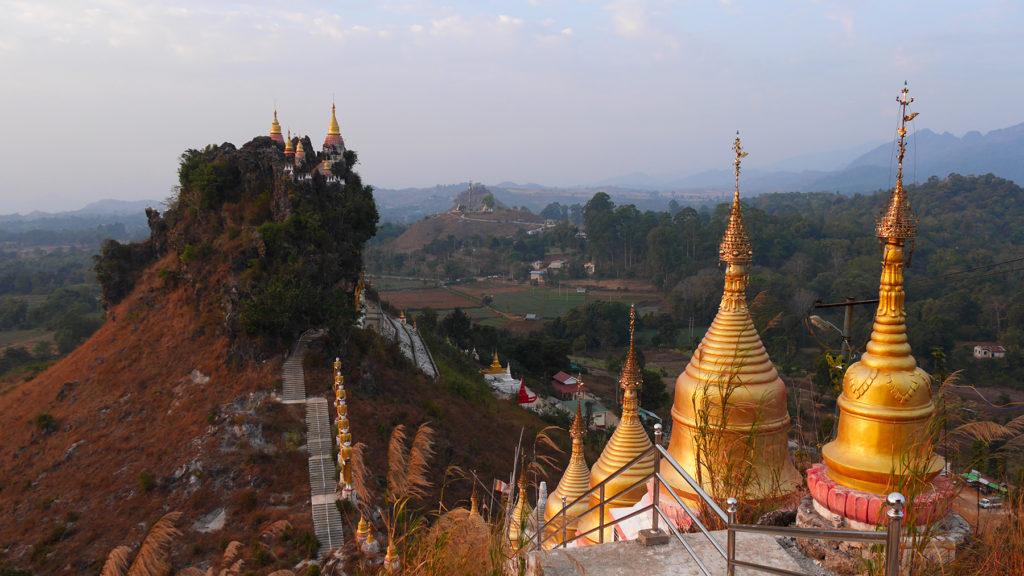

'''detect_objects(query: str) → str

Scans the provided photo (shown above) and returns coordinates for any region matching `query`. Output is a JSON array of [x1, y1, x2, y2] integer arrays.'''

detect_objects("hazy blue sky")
[[2, 0, 1022, 213]]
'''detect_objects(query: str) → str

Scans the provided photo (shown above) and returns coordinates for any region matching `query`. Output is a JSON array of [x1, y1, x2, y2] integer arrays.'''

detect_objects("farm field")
[[0, 329, 53, 351], [376, 278, 668, 329]]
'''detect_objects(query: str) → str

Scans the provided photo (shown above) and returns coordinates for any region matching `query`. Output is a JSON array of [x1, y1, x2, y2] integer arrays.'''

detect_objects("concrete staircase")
[[281, 331, 345, 555]]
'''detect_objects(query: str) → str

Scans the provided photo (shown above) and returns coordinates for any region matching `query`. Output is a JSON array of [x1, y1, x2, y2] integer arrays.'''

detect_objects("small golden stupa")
[[482, 351, 506, 375], [821, 85, 943, 493], [578, 306, 655, 544], [284, 130, 295, 157], [507, 456, 532, 546], [543, 394, 591, 547], [662, 133, 800, 505], [334, 358, 353, 490]]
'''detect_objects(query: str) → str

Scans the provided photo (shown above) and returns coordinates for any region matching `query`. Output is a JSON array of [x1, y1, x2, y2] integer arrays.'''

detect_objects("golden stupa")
[[284, 130, 295, 155], [507, 456, 532, 546], [662, 133, 800, 505], [482, 351, 506, 375], [577, 306, 655, 544], [270, 109, 283, 142], [821, 85, 943, 494], [543, 395, 591, 547]]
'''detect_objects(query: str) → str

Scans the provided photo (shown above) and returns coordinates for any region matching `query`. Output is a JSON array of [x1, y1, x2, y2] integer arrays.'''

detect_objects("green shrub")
[[138, 471, 156, 492], [33, 413, 56, 431]]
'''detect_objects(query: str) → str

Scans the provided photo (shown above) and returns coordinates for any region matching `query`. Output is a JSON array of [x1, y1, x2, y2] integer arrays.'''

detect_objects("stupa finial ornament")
[[876, 82, 919, 255], [720, 132, 752, 266]]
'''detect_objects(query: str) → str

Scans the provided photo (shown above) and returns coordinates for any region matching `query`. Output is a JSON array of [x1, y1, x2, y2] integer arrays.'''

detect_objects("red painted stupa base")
[[807, 463, 955, 527]]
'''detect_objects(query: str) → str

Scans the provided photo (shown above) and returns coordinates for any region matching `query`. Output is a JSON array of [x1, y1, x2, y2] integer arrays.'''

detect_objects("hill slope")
[[391, 209, 546, 253], [0, 135, 556, 574]]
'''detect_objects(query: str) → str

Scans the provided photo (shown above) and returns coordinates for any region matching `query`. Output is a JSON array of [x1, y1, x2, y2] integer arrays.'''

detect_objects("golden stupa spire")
[[876, 83, 919, 249], [662, 134, 799, 506], [543, 390, 592, 547], [578, 308, 655, 544], [821, 84, 942, 494], [720, 132, 753, 267], [328, 102, 341, 136]]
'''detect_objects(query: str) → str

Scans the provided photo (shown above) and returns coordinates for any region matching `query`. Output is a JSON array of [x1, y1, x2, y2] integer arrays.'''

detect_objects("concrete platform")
[[530, 530, 804, 576]]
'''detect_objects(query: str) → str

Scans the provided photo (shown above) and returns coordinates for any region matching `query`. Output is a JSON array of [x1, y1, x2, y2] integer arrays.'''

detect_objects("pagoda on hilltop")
[[268, 104, 346, 182], [661, 133, 800, 509], [269, 109, 284, 143], [809, 84, 952, 529], [577, 306, 656, 544]]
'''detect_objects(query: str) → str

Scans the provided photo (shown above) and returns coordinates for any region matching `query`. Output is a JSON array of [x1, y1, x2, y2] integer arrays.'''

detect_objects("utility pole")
[[811, 297, 879, 360]]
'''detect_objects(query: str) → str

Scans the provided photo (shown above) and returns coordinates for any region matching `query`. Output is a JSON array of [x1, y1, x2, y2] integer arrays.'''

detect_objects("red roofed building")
[[551, 371, 588, 399]]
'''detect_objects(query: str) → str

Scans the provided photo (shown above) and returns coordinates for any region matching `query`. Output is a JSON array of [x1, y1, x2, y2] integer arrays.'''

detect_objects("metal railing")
[[530, 424, 906, 576]]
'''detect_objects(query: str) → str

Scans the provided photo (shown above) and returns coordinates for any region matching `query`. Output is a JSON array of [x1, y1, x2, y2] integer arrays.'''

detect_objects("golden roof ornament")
[[284, 130, 295, 154], [661, 134, 799, 507], [821, 83, 943, 494], [719, 132, 753, 266]]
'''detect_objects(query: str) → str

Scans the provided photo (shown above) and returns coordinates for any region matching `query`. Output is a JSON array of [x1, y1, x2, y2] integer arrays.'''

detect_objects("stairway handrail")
[[527, 425, 906, 576]]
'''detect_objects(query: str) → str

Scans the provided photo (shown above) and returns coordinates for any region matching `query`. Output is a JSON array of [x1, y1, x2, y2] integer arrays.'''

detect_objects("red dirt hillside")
[[0, 137, 561, 574], [0, 251, 309, 573]]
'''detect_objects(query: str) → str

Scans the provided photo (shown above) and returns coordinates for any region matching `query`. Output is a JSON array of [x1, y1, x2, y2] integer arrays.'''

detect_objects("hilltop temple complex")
[[269, 105, 347, 182]]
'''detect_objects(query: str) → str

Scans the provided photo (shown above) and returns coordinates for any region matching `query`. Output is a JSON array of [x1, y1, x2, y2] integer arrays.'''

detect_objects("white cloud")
[[605, 0, 648, 38], [541, 18, 555, 26], [429, 14, 470, 37], [498, 14, 524, 26], [561, 27, 573, 36], [826, 10, 855, 40]]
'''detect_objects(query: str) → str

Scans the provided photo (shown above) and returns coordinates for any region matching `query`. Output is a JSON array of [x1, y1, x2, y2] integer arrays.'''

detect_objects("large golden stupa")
[[577, 306, 655, 544], [662, 134, 800, 505], [820, 85, 944, 494], [543, 396, 591, 547]]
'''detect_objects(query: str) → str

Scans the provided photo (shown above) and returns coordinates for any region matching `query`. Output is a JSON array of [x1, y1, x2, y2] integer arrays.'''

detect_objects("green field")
[[373, 277, 442, 292], [0, 329, 48, 347], [490, 288, 586, 319]]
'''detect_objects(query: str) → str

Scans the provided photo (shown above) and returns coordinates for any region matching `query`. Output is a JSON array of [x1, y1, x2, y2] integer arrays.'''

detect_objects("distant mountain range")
[[593, 122, 1024, 194], [0, 198, 160, 222], [374, 122, 1024, 222]]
